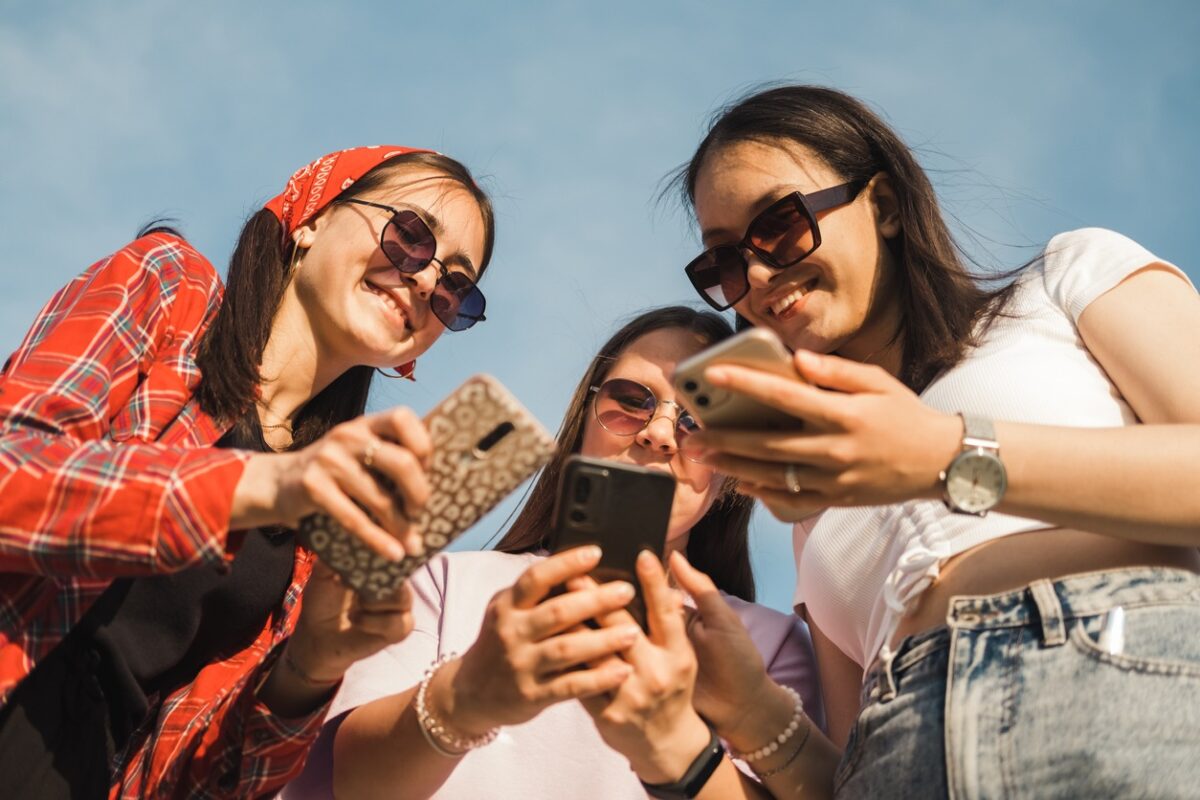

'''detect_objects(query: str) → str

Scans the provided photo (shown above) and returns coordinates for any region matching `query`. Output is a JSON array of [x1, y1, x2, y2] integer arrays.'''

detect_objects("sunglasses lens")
[[382, 210, 436, 272], [685, 246, 748, 310], [431, 271, 486, 332], [594, 379, 656, 435], [676, 412, 701, 439], [748, 197, 815, 266]]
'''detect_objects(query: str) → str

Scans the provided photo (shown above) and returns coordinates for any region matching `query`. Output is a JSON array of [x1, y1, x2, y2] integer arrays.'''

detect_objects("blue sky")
[[2, 1, 1197, 612]]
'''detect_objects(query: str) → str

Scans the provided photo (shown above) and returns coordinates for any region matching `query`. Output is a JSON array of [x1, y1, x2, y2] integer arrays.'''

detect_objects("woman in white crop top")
[[665, 85, 1200, 797]]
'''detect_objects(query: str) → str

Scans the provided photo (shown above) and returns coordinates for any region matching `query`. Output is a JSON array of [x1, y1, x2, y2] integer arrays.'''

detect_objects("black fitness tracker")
[[639, 724, 726, 800]]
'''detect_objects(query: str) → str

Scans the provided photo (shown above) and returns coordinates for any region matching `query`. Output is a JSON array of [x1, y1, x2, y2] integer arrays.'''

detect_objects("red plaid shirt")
[[0, 233, 327, 798]]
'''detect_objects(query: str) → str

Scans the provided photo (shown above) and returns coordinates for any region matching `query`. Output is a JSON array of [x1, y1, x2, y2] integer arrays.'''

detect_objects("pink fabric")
[[281, 550, 823, 799]]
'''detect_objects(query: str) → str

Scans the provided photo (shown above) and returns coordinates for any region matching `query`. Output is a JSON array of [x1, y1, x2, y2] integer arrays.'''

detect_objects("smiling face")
[[579, 327, 724, 547], [287, 166, 488, 372], [693, 139, 903, 363]]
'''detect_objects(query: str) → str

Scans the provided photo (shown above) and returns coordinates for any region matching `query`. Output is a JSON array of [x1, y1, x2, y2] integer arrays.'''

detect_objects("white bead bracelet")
[[730, 685, 804, 764]]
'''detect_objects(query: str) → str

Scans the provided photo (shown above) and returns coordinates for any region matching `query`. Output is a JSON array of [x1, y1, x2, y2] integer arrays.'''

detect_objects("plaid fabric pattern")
[[0, 234, 327, 798]]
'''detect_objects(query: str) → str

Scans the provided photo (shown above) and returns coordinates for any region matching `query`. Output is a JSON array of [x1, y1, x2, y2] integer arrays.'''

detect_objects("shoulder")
[[115, 232, 223, 301], [1032, 228, 1188, 320]]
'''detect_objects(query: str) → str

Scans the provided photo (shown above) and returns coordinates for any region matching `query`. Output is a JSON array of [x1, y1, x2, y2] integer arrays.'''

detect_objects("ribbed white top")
[[793, 228, 1195, 668]]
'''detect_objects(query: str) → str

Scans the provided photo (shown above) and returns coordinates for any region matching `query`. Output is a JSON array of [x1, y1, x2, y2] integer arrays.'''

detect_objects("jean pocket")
[[1069, 600, 1200, 679]]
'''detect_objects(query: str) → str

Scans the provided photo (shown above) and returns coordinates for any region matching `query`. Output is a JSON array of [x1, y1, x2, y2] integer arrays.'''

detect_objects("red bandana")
[[264, 145, 434, 380]]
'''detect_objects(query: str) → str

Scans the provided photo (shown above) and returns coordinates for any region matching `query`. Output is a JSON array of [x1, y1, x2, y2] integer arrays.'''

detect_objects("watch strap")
[[640, 724, 725, 799], [960, 414, 998, 451]]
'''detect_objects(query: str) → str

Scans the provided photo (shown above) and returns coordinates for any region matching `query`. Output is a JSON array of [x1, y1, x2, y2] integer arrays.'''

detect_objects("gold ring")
[[784, 463, 803, 494], [363, 438, 382, 470]]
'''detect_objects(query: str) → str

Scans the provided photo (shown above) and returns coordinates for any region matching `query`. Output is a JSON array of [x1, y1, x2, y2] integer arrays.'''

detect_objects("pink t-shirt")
[[282, 550, 822, 799]]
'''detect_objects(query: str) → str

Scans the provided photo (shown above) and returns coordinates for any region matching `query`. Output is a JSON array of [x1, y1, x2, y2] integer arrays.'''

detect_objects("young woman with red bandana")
[[0, 146, 498, 798]]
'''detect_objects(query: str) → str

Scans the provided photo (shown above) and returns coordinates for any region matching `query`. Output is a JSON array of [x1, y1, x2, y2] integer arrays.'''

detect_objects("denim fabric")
[[834, 567, 1200, 799]]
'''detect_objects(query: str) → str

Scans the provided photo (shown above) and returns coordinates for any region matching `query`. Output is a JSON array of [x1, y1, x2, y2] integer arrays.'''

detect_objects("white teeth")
[[771, 286, 809, 316], [369, 284, 403, 316]]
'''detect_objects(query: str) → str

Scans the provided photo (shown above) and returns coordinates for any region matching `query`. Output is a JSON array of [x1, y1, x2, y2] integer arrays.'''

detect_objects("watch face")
[[946, 451, 1006, 514]]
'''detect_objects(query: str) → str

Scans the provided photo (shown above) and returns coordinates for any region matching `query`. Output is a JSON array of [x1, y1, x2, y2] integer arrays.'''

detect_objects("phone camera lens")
[[696, 394, 710, 407], [569, 509, 588, 524], [683, 380, 698, 393], [573, 476, 592, 504]]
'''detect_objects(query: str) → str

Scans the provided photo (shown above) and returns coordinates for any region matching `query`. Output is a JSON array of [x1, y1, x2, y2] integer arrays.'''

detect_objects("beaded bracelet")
[[755, 715, 812, 779], [730, 685, 804, 763], [415, 652, 499, 757]]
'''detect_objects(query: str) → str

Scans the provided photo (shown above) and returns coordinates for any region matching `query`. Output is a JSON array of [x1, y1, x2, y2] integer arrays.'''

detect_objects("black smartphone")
[[549, 456, 676, 630]]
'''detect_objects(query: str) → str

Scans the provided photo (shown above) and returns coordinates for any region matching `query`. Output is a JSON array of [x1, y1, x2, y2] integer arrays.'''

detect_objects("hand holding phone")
[[549, 456, 676, 629], [672, 327, 802, 431], [298, 375, 555, 601]]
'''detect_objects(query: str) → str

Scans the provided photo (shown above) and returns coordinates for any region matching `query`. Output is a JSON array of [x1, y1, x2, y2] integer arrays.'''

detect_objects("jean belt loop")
[[878, 644, 898, 702], [1029, 578, 1067, 647]]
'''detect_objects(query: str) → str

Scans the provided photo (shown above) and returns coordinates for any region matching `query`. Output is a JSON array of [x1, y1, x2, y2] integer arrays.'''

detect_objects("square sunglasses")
[[684, 179, 867, 311]]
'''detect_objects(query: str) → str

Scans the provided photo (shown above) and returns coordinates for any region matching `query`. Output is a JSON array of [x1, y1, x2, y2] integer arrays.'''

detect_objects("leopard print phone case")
[[297, 374, 555, 601]]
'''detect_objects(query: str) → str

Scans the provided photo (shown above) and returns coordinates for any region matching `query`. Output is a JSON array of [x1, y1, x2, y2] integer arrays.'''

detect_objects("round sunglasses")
[[590, 378, 701, 442], [683, 179, 867, 311], [340, 197, 486, 332]]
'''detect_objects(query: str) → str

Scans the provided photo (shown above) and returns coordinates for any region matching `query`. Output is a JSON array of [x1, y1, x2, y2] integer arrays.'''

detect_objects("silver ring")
[[784, 463, 803, 494], [363, 438, 382, 470]]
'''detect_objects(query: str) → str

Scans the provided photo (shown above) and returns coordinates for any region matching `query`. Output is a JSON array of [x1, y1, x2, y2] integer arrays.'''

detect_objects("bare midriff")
[[891, 527, 1200, 647]]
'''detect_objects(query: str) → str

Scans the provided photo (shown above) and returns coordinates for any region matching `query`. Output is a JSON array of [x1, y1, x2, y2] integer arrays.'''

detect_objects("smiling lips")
[[767, 277, 819, 318], [365, 280, 414, 333]]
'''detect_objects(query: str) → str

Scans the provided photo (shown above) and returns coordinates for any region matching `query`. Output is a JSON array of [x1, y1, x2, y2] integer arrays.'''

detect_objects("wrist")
[[283, 633, 347, 685], [230, 452, 289, 529], [632, 711, 713, 785], [716, 679, 793, 754], [920, 412, 965, 501], [431, 656, 500, 739]]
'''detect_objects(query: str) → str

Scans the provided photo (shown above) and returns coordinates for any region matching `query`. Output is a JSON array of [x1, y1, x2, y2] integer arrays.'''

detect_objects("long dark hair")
[[495, 306, 757, 602], [673, 85, 1017, 391], [185, 152, 494, 445]]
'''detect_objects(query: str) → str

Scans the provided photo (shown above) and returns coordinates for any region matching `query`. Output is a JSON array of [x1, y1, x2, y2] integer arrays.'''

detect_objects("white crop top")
[[792, 228, 1195, 669]]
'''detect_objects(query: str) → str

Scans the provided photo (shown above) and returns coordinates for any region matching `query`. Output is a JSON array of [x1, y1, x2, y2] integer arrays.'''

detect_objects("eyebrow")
[[699, 185, 795, 245], [391, 202, 480, 278]]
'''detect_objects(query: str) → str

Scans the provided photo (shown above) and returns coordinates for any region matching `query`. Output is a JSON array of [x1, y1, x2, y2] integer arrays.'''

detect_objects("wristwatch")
[[640, 724, 726, 799], [939, 413, 1007, 516]]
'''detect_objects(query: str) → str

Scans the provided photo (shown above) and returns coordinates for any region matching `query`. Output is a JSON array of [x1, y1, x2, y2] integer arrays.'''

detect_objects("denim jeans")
[[834, 567, 1200, 799]]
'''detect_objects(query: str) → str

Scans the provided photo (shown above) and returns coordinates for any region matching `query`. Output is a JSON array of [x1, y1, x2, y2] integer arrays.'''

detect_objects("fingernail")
[[609, 581, 635, 599], [795, 350, 819, 369], [619, 625, 641, 642], [705, 366, 729, 384], [579, 545, 602, 562], [637, 550, 658, 569], [387, 541, 406, 561]]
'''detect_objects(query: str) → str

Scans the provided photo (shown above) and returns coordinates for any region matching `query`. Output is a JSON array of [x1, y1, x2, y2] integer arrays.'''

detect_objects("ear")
[[868, 172, 902, 239], [292, 219, 319, 250]]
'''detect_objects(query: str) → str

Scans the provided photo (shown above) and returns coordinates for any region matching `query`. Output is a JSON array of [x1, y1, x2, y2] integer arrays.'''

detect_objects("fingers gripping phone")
[[298, 375, 556, 601], [671, 327, 803, 431], [549, 456, 676, 630]]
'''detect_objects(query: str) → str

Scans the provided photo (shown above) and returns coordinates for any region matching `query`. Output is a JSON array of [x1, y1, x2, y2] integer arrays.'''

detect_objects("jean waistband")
[[864, 566, 1200, 703], [944, 566, 1200, 634]]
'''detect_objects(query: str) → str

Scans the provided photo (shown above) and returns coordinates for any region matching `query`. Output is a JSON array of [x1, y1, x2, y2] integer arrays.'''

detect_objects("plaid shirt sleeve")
[[0, 234, 248, 577], [114, 554, 330, 800]]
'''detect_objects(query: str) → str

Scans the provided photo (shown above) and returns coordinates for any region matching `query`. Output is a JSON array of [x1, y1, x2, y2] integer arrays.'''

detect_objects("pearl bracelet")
[[415, 652, 499, 757], [730, 685, 804, 764]]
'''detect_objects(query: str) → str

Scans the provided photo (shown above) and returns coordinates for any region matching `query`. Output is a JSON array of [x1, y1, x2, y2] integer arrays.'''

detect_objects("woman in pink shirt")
[[283, 306, 823, 799]]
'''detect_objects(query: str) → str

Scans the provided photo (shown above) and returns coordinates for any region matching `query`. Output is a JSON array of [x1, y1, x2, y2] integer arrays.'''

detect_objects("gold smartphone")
[[672, 327, 803, 430], [298, 374, 555, 601]]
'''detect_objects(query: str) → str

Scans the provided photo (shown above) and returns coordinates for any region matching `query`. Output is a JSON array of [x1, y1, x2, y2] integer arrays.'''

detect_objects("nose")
[[403, 260, 441, 299], [745, 251, 776, 289], [636, 412, 679, 456]]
